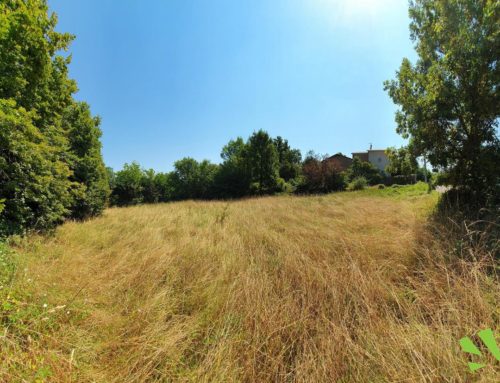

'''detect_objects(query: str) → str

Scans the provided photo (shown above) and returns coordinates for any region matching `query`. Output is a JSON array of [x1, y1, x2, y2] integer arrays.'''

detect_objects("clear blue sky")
[[49, 0, 415, 171]]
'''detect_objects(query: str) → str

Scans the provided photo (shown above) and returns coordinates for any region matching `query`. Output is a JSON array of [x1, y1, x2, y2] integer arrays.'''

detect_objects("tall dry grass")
[[2, 190, 499, 382]]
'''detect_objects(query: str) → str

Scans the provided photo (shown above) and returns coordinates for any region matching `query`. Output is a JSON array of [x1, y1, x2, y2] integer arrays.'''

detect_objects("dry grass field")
[[1, 184, 499, 382]]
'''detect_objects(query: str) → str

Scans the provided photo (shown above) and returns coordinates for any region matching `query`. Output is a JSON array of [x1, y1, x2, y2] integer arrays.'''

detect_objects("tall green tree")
[[0, 0, 108, 233], [170, 158, 218, 200], [154, 172, 174, 202], [141, 169, 160, 204], [62, 102, 109, 219], [0, 100, 72, 235], [385, 147, 418, 176], [214, 137, 251, 197], [273, 136, 302, 181], [384, 0, 500, 201], [111, 162, 144, 206], [0, 0, 78, 234], [246, 130, 279, 194]]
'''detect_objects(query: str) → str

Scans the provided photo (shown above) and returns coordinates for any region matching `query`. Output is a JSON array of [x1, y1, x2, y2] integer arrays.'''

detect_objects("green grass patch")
[[358, 182, 433, 199]]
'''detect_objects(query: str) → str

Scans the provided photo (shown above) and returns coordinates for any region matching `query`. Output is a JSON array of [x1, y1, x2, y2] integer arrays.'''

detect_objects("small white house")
[[351, 149, 389, 172]]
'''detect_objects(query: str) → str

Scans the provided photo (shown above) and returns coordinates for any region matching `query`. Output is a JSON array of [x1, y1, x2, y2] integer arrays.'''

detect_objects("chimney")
[[369, 143, 372, 150]]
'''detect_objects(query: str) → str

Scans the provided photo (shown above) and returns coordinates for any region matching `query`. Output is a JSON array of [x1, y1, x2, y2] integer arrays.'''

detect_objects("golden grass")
[[2, 189, 499, 382]]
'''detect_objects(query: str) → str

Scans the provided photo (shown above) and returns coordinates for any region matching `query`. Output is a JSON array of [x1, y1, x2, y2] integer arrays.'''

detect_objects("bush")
[[377, 184, 386, 189], [0, 100, 73, 236], [276, 178, 294, 194], [347, 177, 368, 191], [345, 157, 383, 185]]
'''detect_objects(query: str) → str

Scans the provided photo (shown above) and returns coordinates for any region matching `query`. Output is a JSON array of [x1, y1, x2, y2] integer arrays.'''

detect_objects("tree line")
[[107, 132, 431, 207], [108, 131, 301, 206]]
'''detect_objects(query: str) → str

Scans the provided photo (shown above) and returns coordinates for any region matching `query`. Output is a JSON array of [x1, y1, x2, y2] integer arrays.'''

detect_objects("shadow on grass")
[[428, 188, 499, 263]]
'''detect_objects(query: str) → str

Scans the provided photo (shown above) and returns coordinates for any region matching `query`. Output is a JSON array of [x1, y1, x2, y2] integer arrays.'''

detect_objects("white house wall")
[[368, 151, 389, 172]]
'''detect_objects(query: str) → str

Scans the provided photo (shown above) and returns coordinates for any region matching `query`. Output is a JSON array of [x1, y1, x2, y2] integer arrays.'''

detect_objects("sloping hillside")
[[1, 185, 498, 382]]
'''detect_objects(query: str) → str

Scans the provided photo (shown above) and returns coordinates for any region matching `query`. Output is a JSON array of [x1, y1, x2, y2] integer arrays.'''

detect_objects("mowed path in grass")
[[4, 185, 499, 382]]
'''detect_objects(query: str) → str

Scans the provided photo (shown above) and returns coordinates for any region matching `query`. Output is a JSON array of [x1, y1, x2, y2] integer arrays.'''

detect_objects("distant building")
[[352, 148, 389, 172], [323, 153, 353, 173]]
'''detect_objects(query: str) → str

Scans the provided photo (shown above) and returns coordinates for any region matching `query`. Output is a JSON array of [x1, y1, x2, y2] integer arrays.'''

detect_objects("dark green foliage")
[[140, 169, 161, 204], [111, 162, 145, 206], [0, 0, 76, 123], [432, 171, 451, 187], [170, 158, 218, 200], [214, 134, 301, 197], [347, 177, 368, 191], [214, 138, 251, 198], [384, 0, 500, 204], [273, 136, 302, 181], [0, 100, 72, 235], [62, 102, 109, 219], [154, 172, 174, 202], [106, 167, 116, 191], [385, 147, 418, 176], [344, 157, 383, 185], [246, 130, 280, 194], [107, 132, 303, 205], [109, 164, 176, 206], [0, 0, 108, 235]]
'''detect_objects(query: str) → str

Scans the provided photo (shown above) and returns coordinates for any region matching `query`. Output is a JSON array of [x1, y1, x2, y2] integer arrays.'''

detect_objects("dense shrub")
[[0, 100, 73, 235], [62, 102, 109, 219], [111, 163, 145, 206], [347, 177, 368, 191], [344, 157, 383, 185]]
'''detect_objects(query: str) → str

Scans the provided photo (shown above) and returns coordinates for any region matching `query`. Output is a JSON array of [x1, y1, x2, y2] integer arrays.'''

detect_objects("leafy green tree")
[[0, 0, 108, 233], [273, 136, 302, 181], [0, 100, 73, 235], [214, 137, 251, 197], [171, 158, 218, 199], [345, 157, 383, 185], [246, 130, 279, 194], [384, 0, 500, 202], [141, 169, 160, 204], [62, 102, 109, 219], [0, 0, 76, 123], [385, 147, 418, 176], [154, 172, 174, 202], [111, 162, 144, 206], [106, 167, 116, 191]]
